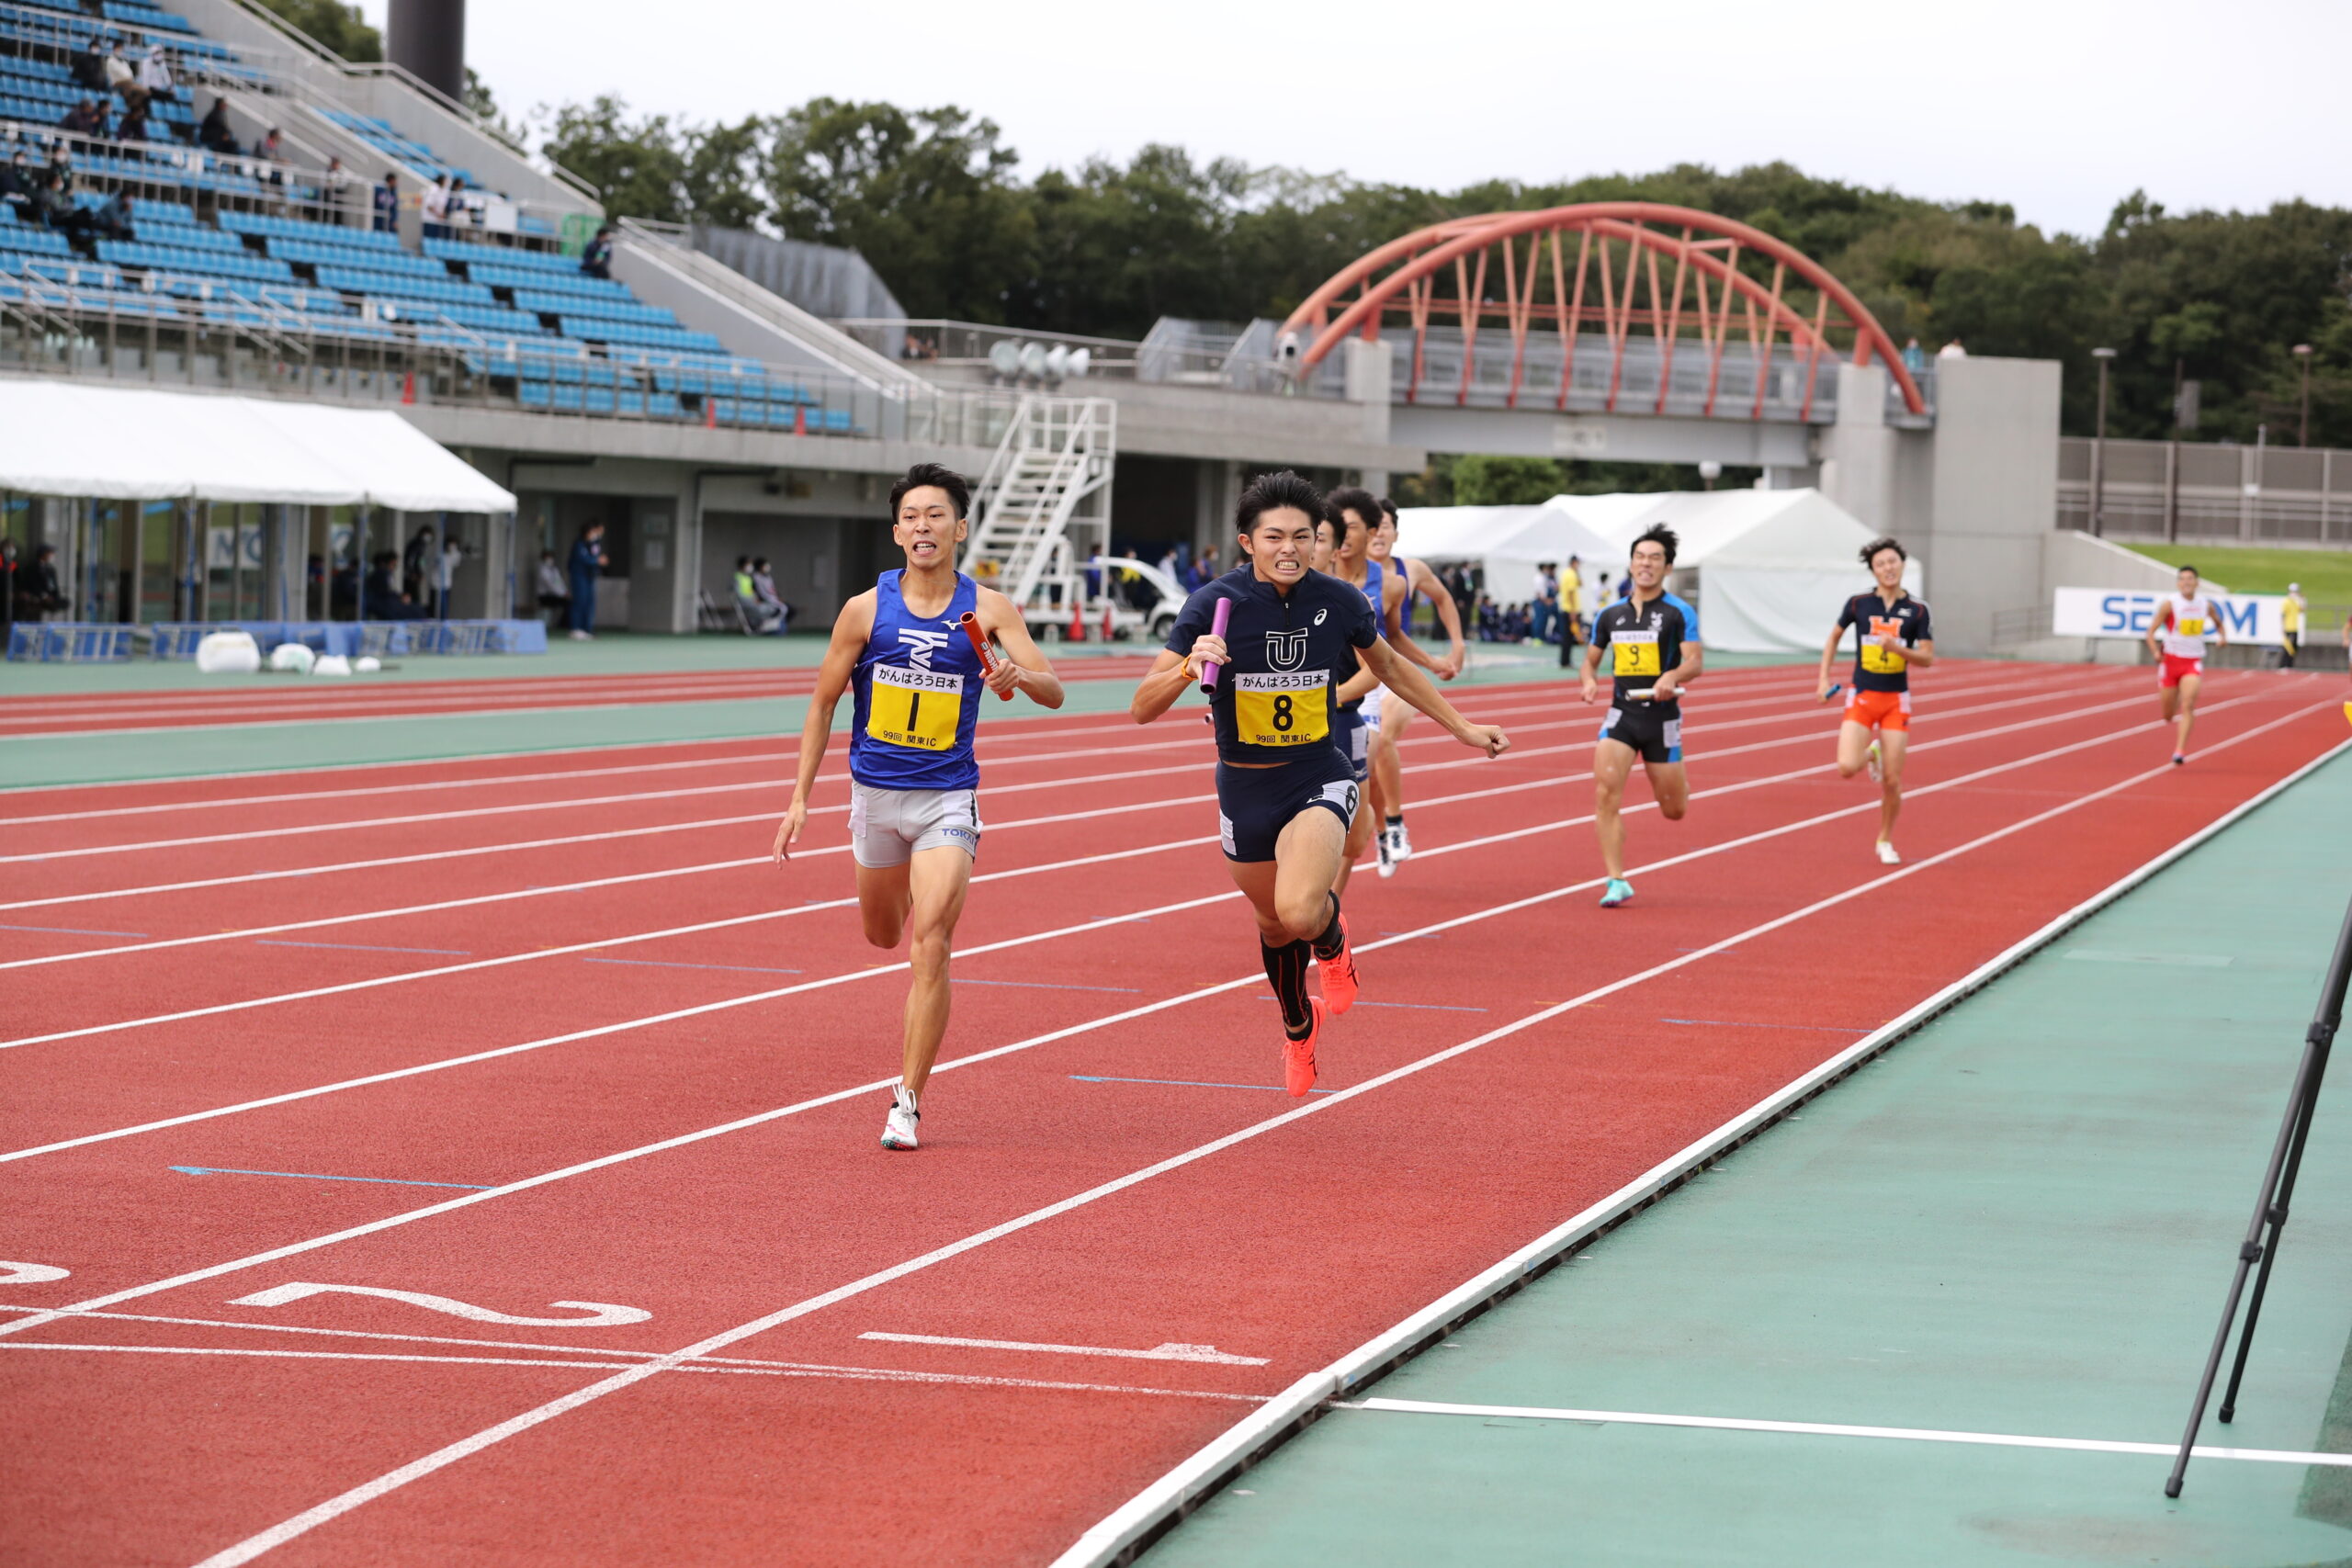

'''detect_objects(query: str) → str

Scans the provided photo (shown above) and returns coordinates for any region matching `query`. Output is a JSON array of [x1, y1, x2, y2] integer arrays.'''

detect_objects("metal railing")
[[832, 316, 1334, 399], [2059, 435, 2352, 546]]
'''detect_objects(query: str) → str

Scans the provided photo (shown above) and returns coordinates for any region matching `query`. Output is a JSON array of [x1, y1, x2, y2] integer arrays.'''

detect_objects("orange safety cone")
[[794, 404, 808, 435], [1102, 601, 1114, 642], [400, 369, 415, 404], [1068, 596, 1087, 642], [704, 395, 717, 429]]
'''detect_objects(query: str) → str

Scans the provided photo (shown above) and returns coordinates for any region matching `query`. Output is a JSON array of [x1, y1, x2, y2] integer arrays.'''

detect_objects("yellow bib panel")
[[1233, 670, 1330, 748], [865, 663, 964, 751], [1611, 633, 1662, 679]]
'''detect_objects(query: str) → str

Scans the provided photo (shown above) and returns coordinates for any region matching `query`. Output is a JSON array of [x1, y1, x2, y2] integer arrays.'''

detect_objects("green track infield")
[[1145, 748, 2352, 1567]]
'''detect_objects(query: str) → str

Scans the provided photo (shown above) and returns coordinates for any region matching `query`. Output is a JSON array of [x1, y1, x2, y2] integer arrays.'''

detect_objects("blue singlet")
[[847, 570, 985, 791]]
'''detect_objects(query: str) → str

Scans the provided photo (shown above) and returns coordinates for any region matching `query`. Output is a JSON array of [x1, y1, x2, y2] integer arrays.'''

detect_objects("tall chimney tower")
[[387, 0, 466, 103]]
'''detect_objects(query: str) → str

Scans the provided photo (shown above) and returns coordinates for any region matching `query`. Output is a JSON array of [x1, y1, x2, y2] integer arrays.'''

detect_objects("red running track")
[[0, 660, 2344, 1567], [0, 656, 1166, 738]]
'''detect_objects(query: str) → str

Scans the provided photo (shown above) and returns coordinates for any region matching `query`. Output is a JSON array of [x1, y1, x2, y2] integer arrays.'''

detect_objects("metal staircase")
[[962, 395, 1117, 623]]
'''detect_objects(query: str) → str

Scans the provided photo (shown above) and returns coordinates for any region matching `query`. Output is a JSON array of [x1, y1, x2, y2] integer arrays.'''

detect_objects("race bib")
[[1611, 634, 1661, 678], [1234, 671, 1329, 747], [865, 663, 963, 751], [2177, 616, 2205, 638], [1862, 616, 1908, 673]]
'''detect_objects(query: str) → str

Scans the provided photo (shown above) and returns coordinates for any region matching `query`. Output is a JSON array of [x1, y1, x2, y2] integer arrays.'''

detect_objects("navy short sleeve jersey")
[[1167, 566, 1379, 764], [1590, 592, 1700, 712], [1837, 592, 1931, 694]]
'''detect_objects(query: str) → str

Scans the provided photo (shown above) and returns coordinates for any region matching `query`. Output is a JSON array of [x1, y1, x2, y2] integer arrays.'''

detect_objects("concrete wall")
[[1909, 355, 2063, 655], [2041, 530, 2197, 595]]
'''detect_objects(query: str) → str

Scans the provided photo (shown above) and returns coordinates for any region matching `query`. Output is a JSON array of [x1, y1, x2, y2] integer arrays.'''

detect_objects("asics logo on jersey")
[[1264, 629, 1309, 671], [898, 626, 953, 670], [1314, 609, 1329, 626]]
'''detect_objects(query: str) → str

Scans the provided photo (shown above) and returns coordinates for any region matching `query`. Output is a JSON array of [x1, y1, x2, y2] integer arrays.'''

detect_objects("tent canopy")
[[1397, 488, 1918, 654], [0, 380, 516, 512]]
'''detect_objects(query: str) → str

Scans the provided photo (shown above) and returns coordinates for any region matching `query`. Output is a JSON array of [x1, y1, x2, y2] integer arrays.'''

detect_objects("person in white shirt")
[[136, 45, 173, 106], [2143, 563, 2227, 765], [534, 549, 569, 626]]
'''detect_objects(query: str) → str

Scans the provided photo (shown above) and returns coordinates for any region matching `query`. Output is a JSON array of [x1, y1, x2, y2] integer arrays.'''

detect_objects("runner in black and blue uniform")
[[773, 462, 1065, 1151], [1133, 472, 1510, 1096], [1579, 523, 1703, 908]]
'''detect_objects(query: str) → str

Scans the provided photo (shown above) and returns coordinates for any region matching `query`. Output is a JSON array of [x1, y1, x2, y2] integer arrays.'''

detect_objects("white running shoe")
[[880, 1086, 920, 1151], [1374, 826, 1396, 878], [1875, 840, 1901, 866], [1865, 740, 1882, 783], [1390, 821, 1413, 863]]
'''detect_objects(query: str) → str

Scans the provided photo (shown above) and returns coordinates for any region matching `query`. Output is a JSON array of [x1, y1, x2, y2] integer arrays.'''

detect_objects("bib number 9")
[[1611, 639, 1661, 678], [866, 664, 964, 751], [1234, 671, 1329, 747]]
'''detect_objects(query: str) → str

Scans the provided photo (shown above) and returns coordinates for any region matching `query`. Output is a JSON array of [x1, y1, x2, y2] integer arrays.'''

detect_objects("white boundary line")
[[1046, 720, 2352, 1567], [96, 707, 2341, 1568], [1347, 1397, 2352, 1467]]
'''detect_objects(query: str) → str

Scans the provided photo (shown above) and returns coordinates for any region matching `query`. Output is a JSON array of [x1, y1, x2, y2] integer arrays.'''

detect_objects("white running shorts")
[[848, 783, 982, 868]]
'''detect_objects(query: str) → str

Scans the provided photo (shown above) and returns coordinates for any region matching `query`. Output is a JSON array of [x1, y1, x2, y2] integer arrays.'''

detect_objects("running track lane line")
[[0, 669, 1855, 854], [0, 660, 1674, 795], [0, 686, 2295, 1168], [0, 672, 2220, 1049], [1050, 718, 2352, 1566], [0, 666, 2155, 944], [170, 705, 2341, 1568], [1345, 1397, 2352, 1468], [0, 689, 2315, 1324]]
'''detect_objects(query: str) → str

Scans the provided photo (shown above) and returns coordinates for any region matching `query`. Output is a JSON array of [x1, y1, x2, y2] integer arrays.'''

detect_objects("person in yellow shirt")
[[2279, 583, 2305, 669], [1556, 554, 1583, 667]]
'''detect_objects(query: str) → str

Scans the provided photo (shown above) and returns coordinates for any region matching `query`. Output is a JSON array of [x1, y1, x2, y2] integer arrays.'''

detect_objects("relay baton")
[[958, 612, 1012, 701], [1198, 596, 1234, 694], [1822, 681, 1843, 703]]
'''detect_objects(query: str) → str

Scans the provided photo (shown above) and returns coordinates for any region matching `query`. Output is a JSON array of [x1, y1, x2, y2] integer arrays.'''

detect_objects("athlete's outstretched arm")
[[974, 586, 1065, 708], [772, 592, 874, 862], [1579, 638, 1604, 704], [1406, 557, 1466, 677], [1379, 574, 1442, 673], [1132, 647, 1202, 725], [1362, 637, 1507, 757], [2144, 601, 2172, 657], [1815, 626, 1846, 702]]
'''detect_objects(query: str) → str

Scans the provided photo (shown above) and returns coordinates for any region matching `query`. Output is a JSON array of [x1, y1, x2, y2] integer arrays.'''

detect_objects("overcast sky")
[[365, 0, 2350, 239]]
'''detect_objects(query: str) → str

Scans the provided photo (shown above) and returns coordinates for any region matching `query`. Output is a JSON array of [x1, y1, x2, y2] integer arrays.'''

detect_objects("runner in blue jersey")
[[1132, 472, 1509, 1097], [773, 463, 1064, 1150], [1327, 487, 1445, 883], [1369, 498, 1468, 874], [1579, 524, 1704, 908]]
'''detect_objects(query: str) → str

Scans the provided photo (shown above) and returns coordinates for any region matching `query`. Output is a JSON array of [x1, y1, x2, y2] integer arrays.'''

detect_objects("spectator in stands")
[[361, 549, 426, 619], [0, 150, 31, 215], [731, 555, 778, 633], [322, 155, 353, 217], [85, 189, 131, 241], [137, 45, 175, 107], [1901, 336, 1927, 374], [437, 533, 464, 615], [17, 544, 65, 622], [372, 171, 398, 234], [1191, 546, 1218, 590], [257, 128, 285, 187], [59, 98, 107, 137], [534, 549, 569, 626], [566, 521, 607, 640], [115, 101, 151, 144], [26, 168, 64, 229], [198, 96, 237, 155], [1534, 562, 1559, 643], [422, 173, 453, 237], [401, 523, 435, 606], [581, 221, 616, 280], [71, 35, 108, 94], [752, 557, 788, 634], [104, 40, 137, 106], [1938, 338, 1968, 359]]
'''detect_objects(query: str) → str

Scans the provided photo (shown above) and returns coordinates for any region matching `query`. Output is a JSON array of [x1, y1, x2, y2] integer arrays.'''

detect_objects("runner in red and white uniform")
[[1815, 536, 1933, 865], [2145, 564, 2227, 765]]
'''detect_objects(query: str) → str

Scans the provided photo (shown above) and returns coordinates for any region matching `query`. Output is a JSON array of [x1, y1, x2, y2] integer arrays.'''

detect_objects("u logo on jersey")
[[1264, 629, 1309, 671]]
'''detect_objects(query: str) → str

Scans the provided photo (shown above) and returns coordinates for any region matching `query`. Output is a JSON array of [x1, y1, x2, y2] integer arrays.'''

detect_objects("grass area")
[[2134, 544, 2352, 601]]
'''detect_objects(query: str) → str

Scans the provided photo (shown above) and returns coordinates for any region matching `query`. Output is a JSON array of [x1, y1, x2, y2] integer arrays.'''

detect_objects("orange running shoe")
[[1316, 915, 1358, 1016], [1283, 998, 1325, 1098]]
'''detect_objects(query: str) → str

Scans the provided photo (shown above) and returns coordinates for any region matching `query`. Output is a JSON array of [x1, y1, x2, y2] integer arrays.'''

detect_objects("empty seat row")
[[556, 317, 725, 353], [311, 265, 489, 305], [463, 262, 628, 298], [216, 209, 398, 249], [270, 238, 444, 276], [95, 240, 293, 282], [509, 289, 676, 326]]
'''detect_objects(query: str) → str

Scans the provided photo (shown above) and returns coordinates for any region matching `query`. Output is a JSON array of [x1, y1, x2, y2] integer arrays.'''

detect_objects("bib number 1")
[[866, 664, 964, 751]]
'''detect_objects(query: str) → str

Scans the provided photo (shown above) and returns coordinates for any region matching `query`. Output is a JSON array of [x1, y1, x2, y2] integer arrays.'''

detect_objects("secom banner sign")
[[2052, 587, 2285, 646]]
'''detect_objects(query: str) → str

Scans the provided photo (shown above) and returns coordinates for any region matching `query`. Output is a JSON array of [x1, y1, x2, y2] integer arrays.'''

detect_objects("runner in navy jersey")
[[1133, 472, 1509, 1096], [1580, 524, 1703, 908], [772, 463, 1064, 1151], [1815, 536, 1934, 864]]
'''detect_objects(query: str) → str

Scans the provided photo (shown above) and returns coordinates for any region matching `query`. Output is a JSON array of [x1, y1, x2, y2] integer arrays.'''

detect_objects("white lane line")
[[0, 674, 1812, 854], [0, 1339, 1266, 1403], [175, 706, 2332, 1568], [0, 666, 2120, 939], [0, 683, 2289, 1154], [857, 1333, 1268, 1366], [1350, 1397, 2352, 1467]]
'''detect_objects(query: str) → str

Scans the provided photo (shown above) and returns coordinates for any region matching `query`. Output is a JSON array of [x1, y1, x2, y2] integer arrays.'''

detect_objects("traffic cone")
[[1102, 601, 1114, 642], [704, 395, 716, 429], [794, 404, 808, 435], [400, 369, 415, 404], [1068, 596, 1086, 641]]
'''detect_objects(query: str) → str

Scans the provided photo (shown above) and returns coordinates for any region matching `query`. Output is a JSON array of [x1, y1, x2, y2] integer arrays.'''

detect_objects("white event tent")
[[1396, 488, 1917, 654], [0, 381, 515, 512]]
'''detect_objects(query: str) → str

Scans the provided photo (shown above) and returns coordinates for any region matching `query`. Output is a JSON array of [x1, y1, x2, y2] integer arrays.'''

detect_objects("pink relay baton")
[[1198, 596, 1234, 695]]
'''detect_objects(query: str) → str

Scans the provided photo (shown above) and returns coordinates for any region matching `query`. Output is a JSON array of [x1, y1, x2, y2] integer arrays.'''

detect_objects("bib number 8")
[[1235, 674, 1328, 747]]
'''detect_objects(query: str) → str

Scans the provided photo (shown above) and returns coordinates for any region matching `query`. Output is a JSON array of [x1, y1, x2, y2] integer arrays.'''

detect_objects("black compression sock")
[[1261, 937, 1313, 1038], [1385, 813, 1404, 829], [1309, 893, 1346, 963]]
